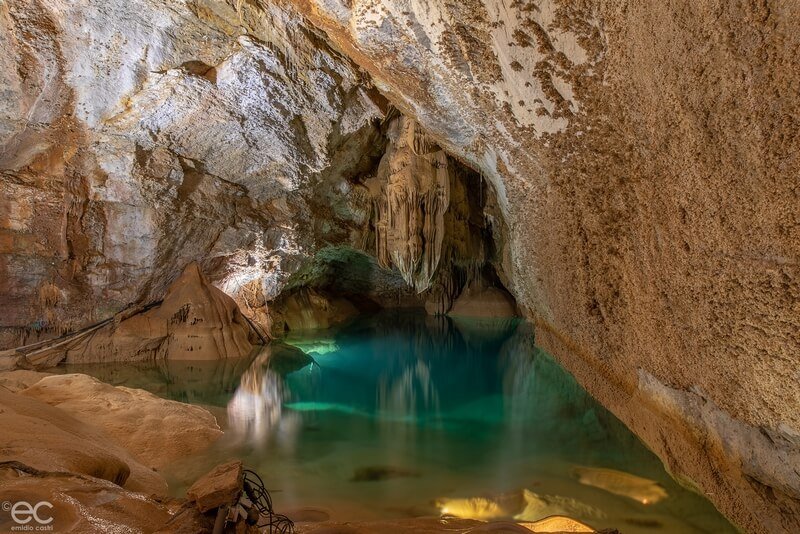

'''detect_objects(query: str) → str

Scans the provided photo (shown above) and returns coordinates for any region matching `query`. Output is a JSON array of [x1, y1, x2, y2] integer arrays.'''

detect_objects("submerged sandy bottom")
[[59, 312, 736, 533]]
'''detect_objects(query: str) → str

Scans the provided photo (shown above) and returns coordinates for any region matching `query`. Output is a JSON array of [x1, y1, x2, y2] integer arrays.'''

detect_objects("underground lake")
[[55, 311, 736, 533]]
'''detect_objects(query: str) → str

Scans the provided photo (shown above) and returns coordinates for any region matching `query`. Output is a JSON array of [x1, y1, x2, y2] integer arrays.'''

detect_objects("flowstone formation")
[[370, 115, 450, 293]]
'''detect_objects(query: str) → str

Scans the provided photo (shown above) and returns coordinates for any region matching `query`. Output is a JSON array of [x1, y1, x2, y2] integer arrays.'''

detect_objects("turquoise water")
[[61, 312, 735, 533]]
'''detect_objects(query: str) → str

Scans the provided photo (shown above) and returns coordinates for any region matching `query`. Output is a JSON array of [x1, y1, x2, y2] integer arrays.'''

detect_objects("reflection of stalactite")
[[378, 360, 440, 417], [227, 349, 290, 444]]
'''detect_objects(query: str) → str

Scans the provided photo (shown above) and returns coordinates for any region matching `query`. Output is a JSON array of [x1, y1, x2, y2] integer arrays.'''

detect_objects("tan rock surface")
[[0, 386, 167, 495], [448, 284, 518, 319], [279, 2, 800, 532], [19, 262, 255, 366], [0, 369, 52, 391], [186, 459, 244, 513], [20, 373, 223, 470], [0, 463, 172, 534]]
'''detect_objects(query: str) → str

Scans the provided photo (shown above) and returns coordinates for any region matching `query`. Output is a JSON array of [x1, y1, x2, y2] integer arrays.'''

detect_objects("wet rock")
[[447, 283, 518, 318], [153, 500, 217, 534], [0, 386, 167, 494], [187, 460, 244, 513], [572, 466, 668, 505], [0, 462, 172, 533], [20, 373, 223, 470], [350, 465, 420, 482]]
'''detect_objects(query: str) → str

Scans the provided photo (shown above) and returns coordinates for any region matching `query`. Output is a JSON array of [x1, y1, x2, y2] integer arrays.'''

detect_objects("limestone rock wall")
[[0, 0, 384, 345], [280, 1, 799, 532]]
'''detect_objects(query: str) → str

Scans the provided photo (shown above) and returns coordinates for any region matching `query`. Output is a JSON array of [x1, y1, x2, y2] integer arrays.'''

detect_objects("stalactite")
[[369, 116, 451, 293]]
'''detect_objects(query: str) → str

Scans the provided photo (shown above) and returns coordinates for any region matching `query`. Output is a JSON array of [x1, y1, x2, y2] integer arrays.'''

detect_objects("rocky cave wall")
[[274, 1, 800, 532], [1, 0, 799, 532], [0, 0, 391, 346], [0, 0, 508, 346]]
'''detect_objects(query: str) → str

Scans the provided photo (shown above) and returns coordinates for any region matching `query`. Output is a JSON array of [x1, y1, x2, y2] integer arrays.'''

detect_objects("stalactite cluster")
[[371, 116, 450, 293]]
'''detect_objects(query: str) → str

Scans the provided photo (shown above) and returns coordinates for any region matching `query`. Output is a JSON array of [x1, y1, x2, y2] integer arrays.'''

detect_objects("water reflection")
[[61, 311, 736, 533], [377, 360, 440, 418], [226, 346, 302, 448]]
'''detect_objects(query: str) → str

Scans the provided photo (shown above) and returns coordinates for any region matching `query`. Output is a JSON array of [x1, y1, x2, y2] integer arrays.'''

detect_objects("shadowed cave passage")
[[265, 120, 520, 336]]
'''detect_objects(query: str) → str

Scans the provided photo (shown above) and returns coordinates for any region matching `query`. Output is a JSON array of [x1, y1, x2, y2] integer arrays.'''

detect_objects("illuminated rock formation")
[[371, 116, 450, 292], [572, 466, 668, 505], [15, 263, 256, 367]]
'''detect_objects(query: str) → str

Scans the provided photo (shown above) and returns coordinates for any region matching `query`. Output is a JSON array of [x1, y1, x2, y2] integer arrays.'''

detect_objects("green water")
[[60, 311, 735, 533]]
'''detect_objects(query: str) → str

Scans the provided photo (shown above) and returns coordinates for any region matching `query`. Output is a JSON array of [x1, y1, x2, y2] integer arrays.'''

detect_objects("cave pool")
[[57, 311, 736, 533]]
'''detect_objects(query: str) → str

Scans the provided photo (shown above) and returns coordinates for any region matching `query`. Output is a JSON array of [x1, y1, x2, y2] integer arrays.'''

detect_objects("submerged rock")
[[285, 507, 331, 523], [436, 489, 602, 524], [350, 465, 420, 482], [515, 490, 603, 522], [20, 373, 223, 471], [436, 493, 524, 521], [572, 466, 668, 505]]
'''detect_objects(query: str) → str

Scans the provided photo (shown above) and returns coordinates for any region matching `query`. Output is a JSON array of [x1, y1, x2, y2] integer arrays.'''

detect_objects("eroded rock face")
[[0, 386, 167, 495], [15, 262, 256, 366], [20, 373, 223, 471], [0, 0, 385, 345], [279, 1, 800, 531]]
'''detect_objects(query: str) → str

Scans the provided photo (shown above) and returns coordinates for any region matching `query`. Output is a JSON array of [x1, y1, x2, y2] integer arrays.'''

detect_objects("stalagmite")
[[372, 116, 450, 292]]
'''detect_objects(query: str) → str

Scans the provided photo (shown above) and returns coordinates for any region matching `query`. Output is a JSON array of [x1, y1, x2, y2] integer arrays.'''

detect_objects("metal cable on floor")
[[242, 469, 295, 534]]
